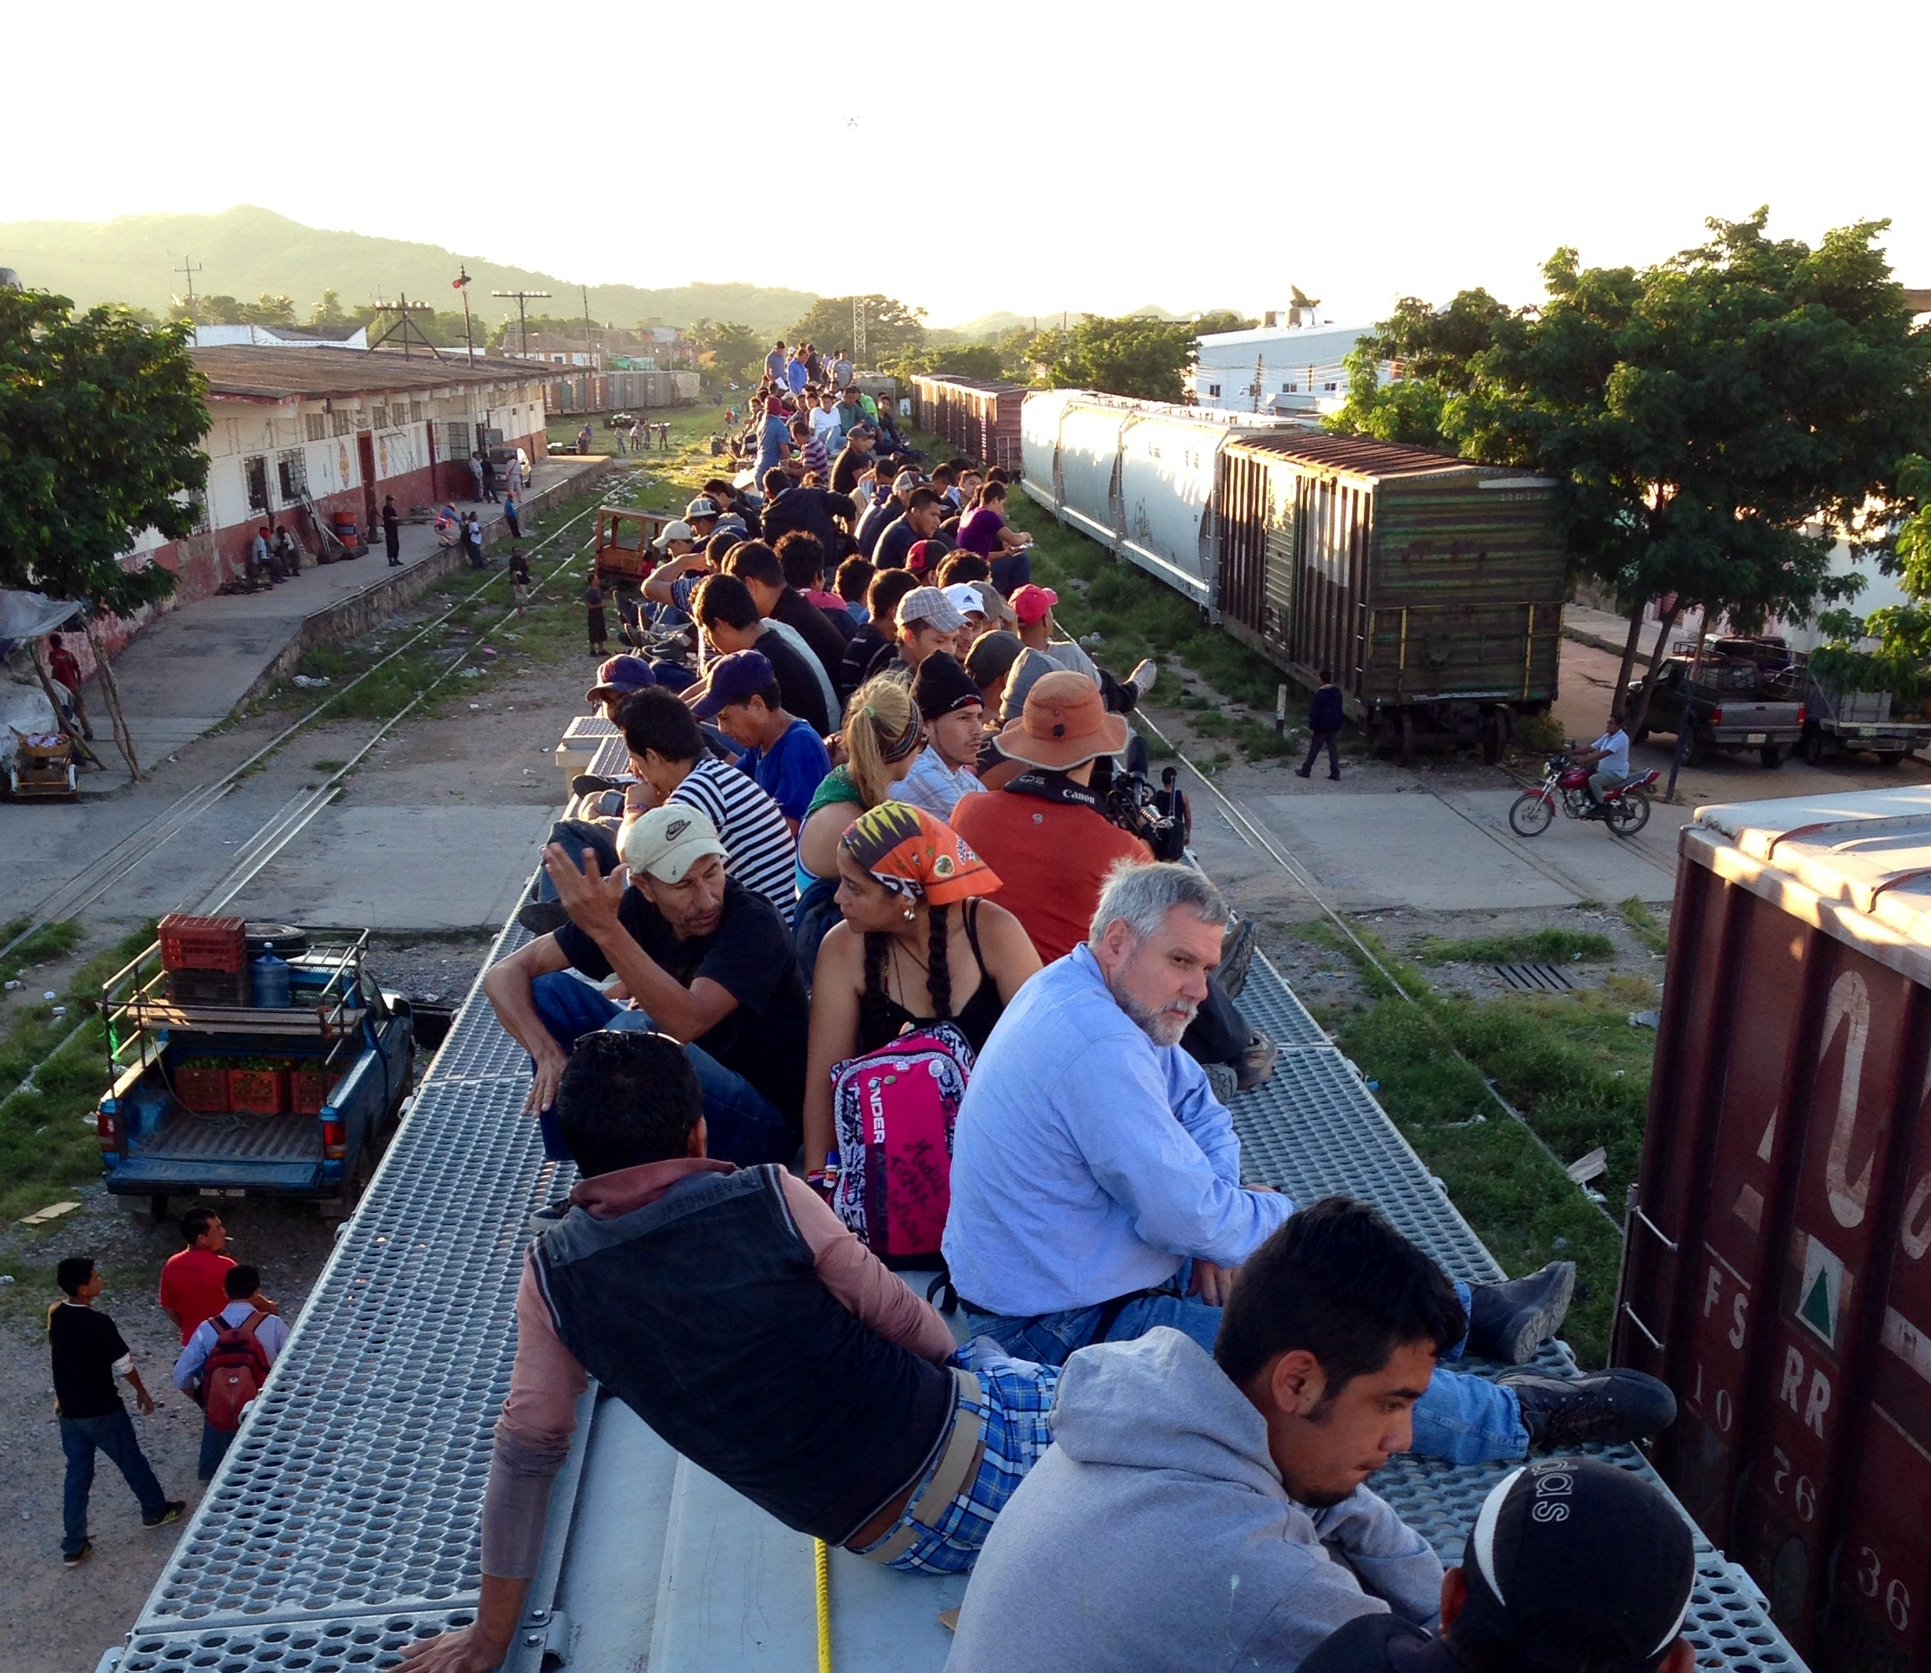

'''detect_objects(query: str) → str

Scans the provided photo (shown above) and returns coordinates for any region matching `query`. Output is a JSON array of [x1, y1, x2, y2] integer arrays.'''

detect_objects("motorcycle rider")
[[1572, 710, 1632, 816]]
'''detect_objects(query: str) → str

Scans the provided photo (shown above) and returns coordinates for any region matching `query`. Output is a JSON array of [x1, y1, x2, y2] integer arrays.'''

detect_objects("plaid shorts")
[[855, 1341, 1060, 1575]]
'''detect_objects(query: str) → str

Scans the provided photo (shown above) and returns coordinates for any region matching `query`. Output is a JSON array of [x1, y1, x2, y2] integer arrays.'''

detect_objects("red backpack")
[[829, 1023, 974, 1264], [202, 1309, 271, 1433]]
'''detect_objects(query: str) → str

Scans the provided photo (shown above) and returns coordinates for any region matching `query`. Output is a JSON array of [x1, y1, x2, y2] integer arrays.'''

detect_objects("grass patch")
[[1415, 927, 1618, 966], [0, 918, 84, 987], [1618, 897, 1669, 956], [1309, 925, 1651, 1365]]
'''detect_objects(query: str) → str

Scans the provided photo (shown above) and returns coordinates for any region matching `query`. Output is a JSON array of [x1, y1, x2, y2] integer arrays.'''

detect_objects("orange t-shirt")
[[951, 791, 1151, 965], [159, 1248, 237, 1345]]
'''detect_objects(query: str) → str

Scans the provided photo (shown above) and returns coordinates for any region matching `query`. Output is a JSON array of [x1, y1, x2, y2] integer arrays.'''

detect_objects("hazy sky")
[[11, 0, 1929, 328]]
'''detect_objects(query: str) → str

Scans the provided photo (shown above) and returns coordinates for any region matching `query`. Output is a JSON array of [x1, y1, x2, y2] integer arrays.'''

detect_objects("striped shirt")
[[667, 758, 797, 925], [800, 434, 831, 484]]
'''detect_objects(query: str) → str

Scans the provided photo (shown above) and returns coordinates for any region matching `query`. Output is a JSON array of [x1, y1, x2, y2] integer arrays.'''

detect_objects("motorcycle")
[[1508, 753, 1658, 839]]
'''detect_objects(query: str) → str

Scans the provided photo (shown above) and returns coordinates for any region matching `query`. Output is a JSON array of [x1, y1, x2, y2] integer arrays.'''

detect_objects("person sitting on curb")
[[618, 686, 795, 925], [942, 860, 1678, 1461], [945, 1200, 1461, 1672], [482, 805, 807, 1168], [889, 652, 989, 822], [399, 1031, 1063, 1673], [1298, 1456, 1697, 1673], [695, 649, 832, 832]]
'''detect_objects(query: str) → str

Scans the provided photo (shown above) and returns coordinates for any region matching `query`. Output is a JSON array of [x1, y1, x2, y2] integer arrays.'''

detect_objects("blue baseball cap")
[[690, 650, 778, 720], [587, 654, 658, 703]]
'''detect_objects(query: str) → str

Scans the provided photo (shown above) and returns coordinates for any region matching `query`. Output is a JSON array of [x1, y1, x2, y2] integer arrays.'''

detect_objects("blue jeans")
[[60, 1409, 168, 1555], [529, 973, 793, 1166], [966, 1274, 1529, 1466], [198, 1418, 236, 1481], [990, 551, 1034, 593]]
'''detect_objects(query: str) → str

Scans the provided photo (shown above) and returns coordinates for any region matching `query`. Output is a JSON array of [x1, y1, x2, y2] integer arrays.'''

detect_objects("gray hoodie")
[[945, 1329, 1442, 1672]]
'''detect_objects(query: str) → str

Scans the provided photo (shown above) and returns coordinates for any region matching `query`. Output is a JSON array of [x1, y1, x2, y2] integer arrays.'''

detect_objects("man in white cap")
[[651, 520, 697, 563], [482, 804, 808, 1168]]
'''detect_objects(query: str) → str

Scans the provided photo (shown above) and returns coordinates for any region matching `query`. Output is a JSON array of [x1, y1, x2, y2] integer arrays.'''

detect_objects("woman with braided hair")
[[801, 804, 1041, 1175]]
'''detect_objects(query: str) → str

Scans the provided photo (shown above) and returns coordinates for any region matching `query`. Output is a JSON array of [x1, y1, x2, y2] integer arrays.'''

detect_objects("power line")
[[492, 288, 552, 358]]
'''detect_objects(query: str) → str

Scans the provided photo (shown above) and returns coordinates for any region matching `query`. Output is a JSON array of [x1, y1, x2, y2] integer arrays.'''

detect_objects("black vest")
[[531, 1166, 955, 1544]]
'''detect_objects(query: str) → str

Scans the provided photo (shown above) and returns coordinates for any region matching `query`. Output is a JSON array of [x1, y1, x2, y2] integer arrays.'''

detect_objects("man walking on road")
[[1297, 669, 1345, 781], [44, 631, 94, 740], [50, 1257, 184, 1566], [383, 496, 402, 566], [174, 1264, 291, 1481]]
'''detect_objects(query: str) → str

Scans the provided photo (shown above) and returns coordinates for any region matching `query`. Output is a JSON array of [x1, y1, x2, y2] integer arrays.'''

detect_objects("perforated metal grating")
[[589, 733, 632, 779], [133, 1073, 573, 1633], [119, 1609, 474, 1673], [1249, 950, 1331, 1047]]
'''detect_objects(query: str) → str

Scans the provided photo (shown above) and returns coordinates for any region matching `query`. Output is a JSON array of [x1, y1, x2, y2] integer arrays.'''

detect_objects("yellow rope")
[[814, 1537, 833, 1673]]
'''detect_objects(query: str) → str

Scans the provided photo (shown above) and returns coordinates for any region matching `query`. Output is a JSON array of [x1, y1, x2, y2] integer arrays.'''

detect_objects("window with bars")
[[331, 409, 356, 437], [276, 448, 309, 502], [409, 401, 424, 423], [372, 404, 390, 430], [305, 412, 327, 443], [243, 455, 270, 513]]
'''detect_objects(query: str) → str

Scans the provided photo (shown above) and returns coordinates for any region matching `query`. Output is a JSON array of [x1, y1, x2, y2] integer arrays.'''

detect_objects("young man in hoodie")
[[945, 1198, 1462, 1673], [942, 861, 1678, 1463], [401, 1032, 1059, 1673]]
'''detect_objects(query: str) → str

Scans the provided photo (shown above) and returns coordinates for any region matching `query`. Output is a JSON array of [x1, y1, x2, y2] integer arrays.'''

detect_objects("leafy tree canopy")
[[786, 295, 927, 365]]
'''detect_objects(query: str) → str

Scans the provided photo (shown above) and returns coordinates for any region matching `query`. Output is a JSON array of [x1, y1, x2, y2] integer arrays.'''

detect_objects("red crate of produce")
[[158, 913, 248, 974], [290, 1065, 333, 1116], [173, 1062, 230, 1114], [226, 1066, 288, 1116]]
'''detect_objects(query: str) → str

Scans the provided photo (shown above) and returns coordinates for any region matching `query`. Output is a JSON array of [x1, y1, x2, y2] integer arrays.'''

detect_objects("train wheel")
[[1397, 712, 1416, 768], [1607, 792, 1652, 837], [1508, 792, 1555, 838]]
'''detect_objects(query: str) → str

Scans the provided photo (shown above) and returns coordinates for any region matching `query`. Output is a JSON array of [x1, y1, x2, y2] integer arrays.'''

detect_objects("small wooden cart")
[[592, 505, 680, 585], [7, 729, 78, 801]]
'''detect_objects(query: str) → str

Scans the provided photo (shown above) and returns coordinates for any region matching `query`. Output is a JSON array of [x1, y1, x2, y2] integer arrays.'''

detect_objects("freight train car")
[[1018, 391, 1310, 604], [1613, 787, 1931, 1672], [1216, 433, 1566, 760], [912, 374, 1026, 473]]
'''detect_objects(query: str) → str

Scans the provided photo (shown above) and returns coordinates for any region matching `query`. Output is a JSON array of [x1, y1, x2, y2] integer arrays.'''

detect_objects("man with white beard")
[[940, 861, 1678, 1463]]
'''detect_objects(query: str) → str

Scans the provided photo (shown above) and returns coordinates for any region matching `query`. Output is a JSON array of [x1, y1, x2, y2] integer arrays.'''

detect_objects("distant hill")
[[0, 206, 819, 333]]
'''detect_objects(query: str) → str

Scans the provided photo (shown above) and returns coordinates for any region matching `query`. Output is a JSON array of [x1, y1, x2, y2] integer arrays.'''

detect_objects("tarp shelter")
[[0, 590, 83, 661]]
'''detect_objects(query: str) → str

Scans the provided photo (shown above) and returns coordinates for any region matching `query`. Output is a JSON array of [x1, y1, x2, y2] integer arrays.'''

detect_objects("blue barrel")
[[252, 943, 292, 1008]]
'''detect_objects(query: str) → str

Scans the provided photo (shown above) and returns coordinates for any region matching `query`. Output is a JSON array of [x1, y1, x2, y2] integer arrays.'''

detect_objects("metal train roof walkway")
[[104, 884, 1806, 1672]]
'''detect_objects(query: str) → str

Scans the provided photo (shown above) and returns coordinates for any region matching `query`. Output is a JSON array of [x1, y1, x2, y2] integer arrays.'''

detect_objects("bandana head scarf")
[[841, 803, 1000, 907]]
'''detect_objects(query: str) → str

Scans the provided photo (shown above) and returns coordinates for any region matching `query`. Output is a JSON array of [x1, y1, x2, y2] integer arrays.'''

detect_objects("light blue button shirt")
[[942, 946, 1294, 1315]]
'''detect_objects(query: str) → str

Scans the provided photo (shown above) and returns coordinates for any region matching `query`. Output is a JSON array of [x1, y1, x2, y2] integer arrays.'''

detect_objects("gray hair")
[[1088, 860, 1228, 949]]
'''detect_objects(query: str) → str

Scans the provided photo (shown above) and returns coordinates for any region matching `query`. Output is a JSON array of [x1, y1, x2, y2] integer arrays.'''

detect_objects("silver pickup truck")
[[1626, 656, 1807, 768]]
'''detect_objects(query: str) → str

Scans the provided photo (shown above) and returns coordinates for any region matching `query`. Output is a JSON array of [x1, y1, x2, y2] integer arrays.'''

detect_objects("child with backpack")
[[172, 1264, 289, 1481]]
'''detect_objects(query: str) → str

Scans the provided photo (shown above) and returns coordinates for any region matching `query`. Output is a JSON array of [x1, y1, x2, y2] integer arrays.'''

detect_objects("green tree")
[[788, 296, 927, 366], [880, 342, 1007, 383], [1807, 454, 1931, 699], [238, 293, 297, 327], [688, 318, 764, 386], [0, 290, 209, 777], [1333, 212, 1931, 716], [308, 289, 354, 330], [1026, 314, 1200, 402]]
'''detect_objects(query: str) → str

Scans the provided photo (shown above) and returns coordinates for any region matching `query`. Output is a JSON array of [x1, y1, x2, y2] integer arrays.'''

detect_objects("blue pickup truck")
[[97, 929, 416, 1220]]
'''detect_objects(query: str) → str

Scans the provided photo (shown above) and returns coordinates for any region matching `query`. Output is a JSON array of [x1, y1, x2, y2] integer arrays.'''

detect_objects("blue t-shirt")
[[755, 414, 791, 482], [738, 719, 833, 825]]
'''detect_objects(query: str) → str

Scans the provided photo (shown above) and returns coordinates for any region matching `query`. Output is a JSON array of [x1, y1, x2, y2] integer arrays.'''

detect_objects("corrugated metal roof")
[[191, 345, 543, 400], [1229, 430, 1496, 481]]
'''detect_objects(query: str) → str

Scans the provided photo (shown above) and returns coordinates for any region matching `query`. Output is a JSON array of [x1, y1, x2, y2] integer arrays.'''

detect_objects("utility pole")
[[1251, 355, 1264, 413], [492, 288, 552, 358], [582, 284, 597, 369], [173, 254, 202, 323], [368, 294, 441, 361], [852, 295, 866, 368], [453, 266, 475, 359]]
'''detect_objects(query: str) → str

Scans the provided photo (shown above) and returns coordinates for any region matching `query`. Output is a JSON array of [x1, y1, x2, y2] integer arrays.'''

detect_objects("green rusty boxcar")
[[1216, 433, 1567, 761]]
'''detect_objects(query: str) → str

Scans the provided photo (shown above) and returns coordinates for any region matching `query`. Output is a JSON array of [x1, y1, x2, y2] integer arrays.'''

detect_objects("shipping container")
[[911, 374, 1026, 472], [1216, 433, 1564, 758], [1615, 787, 1931, 1669]]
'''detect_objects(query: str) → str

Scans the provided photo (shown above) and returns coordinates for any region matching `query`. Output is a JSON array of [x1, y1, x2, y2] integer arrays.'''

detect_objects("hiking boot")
[[62, 1540, 91, 1567], [1502, 1368, 1678, 1452], [142, 1500, 186, 1530], [1465, 1262, 1576, 1364], [518, 901, 570, 939], [1218, 917, 1257, 1000], [1204, 1063, 1239, 1106], [1235, 1030, 1278, 1092]]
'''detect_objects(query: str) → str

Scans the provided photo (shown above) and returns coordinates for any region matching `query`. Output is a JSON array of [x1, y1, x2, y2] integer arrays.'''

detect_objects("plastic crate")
[[290, 1065, 334, 1116], [169, 967, 252, 1007], [173, 1064, 230, 1114], [227, 1067, 288, 1116], [159, 913, 249, 975]]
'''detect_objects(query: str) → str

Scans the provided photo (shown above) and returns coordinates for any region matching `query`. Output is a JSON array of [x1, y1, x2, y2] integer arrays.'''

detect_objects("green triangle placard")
[[1800, 1266, 1833, 1341]]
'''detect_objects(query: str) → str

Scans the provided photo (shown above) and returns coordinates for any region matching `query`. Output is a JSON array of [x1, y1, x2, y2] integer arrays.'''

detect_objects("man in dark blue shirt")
[[1298, 670, 1347, 782]]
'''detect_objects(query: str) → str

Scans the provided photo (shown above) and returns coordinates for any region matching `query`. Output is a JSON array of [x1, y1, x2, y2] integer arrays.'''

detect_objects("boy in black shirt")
[[49, 1257, 183, 1565]]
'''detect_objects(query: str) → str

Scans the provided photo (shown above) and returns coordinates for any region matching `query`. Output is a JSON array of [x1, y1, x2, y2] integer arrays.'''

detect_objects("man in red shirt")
[[44, 631, 93, 740], [158, 1209, 237, 1345], [951, 671, 1150, 964]]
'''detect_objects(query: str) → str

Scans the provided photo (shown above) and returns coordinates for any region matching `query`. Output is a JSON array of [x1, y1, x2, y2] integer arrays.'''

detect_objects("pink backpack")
[[829, 1023, 974, 1264]]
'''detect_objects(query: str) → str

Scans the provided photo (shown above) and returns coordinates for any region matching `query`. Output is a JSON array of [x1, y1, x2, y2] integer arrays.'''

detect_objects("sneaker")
[[1235, 1030, 1278, 1092], [1501, 1368, 1678, 1451], [1127, 658, 1158, 697], [1218, 918, 1257, 1000], [142, 1500, 186, 1530], [62, 1540, 91, 1567], [1465, 1262, 1576, 1364], [570, 772, 627, 797], [518, 901, 569, 939], [1294, 766, 1311, 779]]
